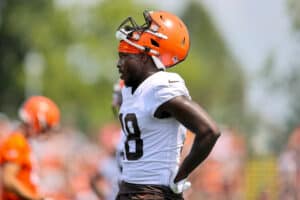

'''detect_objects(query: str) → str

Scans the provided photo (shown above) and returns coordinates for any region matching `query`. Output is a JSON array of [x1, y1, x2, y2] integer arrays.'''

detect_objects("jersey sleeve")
[[0, 134, 28, 164], [149, 73, 191, 116]]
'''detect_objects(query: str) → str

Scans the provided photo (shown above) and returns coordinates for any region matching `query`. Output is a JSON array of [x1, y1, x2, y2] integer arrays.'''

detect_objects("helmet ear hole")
[[151, 39, 159, 47], [181, 37, 186, 46]]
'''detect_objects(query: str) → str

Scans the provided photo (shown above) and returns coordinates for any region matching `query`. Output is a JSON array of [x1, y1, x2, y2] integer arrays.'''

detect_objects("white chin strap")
[[151, 56, 166, 71]]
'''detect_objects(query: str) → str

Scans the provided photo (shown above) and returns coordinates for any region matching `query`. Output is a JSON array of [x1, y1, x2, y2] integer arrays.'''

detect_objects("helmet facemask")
[[116, 11, 173, 70]]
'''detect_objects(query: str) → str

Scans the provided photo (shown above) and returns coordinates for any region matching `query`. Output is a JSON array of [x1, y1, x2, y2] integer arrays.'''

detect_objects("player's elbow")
[[210, 125, 221, 138], [201, 124, 221, 140]]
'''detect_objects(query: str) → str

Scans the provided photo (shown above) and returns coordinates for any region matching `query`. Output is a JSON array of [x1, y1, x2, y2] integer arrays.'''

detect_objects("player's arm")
[[90, 172, 106, 199], [2, 162, 44, 200], [155, 95, 220, 182]]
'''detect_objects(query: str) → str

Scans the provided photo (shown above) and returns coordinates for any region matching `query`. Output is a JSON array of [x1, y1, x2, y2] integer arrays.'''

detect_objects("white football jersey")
[[119, 71, 190, 186]]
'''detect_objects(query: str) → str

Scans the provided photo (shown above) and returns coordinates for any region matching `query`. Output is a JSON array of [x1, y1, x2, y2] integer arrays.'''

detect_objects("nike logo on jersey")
[[168, 80, 179, 83]]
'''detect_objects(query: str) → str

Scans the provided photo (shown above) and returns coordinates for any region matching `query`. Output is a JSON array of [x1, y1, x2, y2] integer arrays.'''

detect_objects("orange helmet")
[[19, 96, 60, 133], [116, 10, 190, 69]]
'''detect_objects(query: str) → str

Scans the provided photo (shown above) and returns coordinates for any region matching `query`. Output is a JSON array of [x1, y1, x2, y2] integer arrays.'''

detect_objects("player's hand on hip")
[[169, 178, 191, 194]]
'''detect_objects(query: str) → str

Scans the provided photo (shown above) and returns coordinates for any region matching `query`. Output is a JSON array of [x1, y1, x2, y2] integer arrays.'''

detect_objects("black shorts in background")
[[116, 181, 184, 200]]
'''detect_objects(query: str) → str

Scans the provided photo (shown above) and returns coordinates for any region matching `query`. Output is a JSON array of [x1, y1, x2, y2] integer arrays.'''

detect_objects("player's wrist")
[[170, 178, 191, 194], [173, 177, 183, 183], [173, 166, 189, 183]]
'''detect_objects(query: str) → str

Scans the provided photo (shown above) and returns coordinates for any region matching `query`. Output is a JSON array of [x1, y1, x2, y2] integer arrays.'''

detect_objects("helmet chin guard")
[[116, 10, 190, 69]]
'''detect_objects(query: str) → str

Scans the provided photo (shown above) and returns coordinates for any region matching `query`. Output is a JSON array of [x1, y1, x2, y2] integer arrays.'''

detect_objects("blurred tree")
[[0, 0, 251, 135], [0, 0, 32, 114], [263, 0, 300, 138], [47, 0, 146, 132], [175, 2, 249, 130], [253, 0, 300, 152], [0, 0, 146, 133], [286, 0, 300, 132], [288, 0, 300, 30]]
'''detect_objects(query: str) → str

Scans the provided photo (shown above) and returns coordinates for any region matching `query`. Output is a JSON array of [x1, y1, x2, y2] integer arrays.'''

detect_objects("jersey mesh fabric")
[[119, 71, 190, 186]]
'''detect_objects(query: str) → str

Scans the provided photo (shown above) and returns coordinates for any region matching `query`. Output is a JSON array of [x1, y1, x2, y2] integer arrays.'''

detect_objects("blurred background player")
[[278, 126, 300, 199], [90, 80, 124, 200], [0, 96, 60, 200], [0, 113, 13, 200], [111, 79, 125, 174]]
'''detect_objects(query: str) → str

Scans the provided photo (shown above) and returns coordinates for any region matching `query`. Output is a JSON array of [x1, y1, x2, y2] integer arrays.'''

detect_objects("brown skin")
[[117, 53, 158, 93], [117, 52, 220, 183]]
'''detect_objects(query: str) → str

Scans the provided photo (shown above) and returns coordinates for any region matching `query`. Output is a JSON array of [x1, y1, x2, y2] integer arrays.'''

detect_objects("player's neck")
[[131, 70, 158, 94]]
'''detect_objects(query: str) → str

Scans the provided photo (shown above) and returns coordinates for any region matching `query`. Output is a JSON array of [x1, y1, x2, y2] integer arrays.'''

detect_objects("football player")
[[115, 10, 221, 199], [0, 96, 60, 200]]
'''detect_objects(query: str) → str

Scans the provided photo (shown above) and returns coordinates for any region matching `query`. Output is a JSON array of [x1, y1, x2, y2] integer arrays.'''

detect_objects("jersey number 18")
[[119, 113, 143, 160]]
